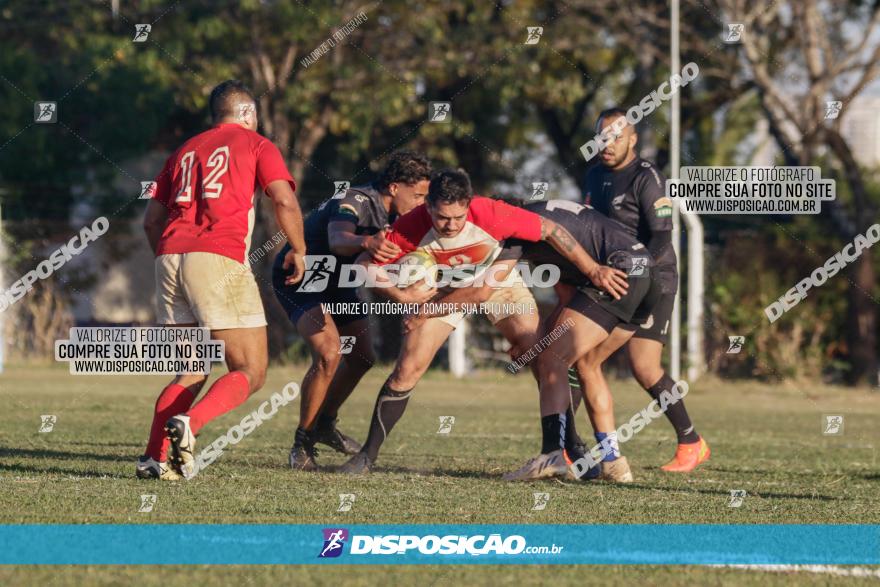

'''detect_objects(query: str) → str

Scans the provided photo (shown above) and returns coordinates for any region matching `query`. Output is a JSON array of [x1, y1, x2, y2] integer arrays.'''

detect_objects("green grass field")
[[1, 362, 878, 585]]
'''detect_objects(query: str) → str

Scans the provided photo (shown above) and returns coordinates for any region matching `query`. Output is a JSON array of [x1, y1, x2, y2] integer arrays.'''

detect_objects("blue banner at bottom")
[[0, 524, 877, 565]]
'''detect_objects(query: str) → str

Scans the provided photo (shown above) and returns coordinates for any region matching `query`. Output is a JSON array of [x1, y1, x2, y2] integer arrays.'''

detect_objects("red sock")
[[145, 383, 195, 461], [185, 371, 251, 435]]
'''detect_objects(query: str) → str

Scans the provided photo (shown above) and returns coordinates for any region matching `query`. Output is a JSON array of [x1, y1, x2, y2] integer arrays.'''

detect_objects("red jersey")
[[380, 197, 543, 282], [152, 123, 295, 264]]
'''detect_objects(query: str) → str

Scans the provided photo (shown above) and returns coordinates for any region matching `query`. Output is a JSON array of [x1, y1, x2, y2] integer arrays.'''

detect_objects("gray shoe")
[[339, 452, 372, 474], [289, 428, 319, 472], [503, 449, 568, 481]]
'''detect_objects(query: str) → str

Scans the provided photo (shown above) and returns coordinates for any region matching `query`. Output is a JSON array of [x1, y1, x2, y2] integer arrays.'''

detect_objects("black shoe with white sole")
[[165, 415, 197, 479]]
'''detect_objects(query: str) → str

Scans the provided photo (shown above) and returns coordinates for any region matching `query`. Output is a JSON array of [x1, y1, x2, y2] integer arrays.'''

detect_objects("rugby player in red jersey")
[[339, 169, 627, 473], [136, 80, 306, 480]]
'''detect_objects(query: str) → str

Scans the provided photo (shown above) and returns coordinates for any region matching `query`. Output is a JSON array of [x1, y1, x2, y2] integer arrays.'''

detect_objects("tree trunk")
[[825, 128, 878, 385], [846, 254, 878, 385]]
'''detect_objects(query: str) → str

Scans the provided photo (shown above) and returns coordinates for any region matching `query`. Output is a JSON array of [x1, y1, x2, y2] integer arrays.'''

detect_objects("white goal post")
[[670, 0, 705, 382]]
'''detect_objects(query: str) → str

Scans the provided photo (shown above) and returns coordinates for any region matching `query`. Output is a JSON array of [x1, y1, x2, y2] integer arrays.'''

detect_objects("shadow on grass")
[[66, 440, 143, 450], [704, 465, 818, 478], [358, 464, 849, 501], [593, 480, 843, 501], [0, 462, 128, 479], [323, 462, 554, 482], [0, 446, 128, 463]]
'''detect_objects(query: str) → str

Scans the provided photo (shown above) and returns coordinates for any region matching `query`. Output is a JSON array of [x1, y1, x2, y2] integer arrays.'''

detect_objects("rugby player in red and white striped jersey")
[[339, 169, 627, 473]]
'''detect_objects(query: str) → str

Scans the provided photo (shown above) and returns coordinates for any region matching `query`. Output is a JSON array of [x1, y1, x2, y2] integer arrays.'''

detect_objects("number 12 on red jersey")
[[174, 146, 230, 203]]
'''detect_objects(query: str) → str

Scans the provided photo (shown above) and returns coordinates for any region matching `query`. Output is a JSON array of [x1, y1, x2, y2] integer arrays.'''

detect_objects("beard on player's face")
[[597, 116, 635, 169], [600, 144, 630, 168], [429, 201, 469, 237]]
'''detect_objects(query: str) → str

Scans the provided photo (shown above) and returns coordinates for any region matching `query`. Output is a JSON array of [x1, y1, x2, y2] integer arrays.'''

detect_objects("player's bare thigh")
[[495, 310, 540, 361], [539, 309, 613, 367], [389, 317, 455, 390], [486, 274, 540, 358], [576, 326, 635, 375], [536, 308, 612, 415]]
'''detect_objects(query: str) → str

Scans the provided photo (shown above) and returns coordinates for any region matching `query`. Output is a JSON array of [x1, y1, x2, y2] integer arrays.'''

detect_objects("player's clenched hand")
[[364, 230, 401, 263], [283, 250, 306, 285], [588, 265, 629, 300]]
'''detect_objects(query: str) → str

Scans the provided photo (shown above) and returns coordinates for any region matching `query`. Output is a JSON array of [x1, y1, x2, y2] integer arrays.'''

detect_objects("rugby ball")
[[396, 249, 439, 288]]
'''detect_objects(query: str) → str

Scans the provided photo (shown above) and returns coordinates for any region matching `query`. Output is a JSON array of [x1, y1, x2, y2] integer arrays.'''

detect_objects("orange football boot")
[[660, 437, 710, 472]]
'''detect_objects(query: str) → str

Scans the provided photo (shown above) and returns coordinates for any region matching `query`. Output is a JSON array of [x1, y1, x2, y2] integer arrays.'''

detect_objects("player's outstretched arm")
[[143, 199, 169, 255], [539, 217, 629, 300], [266, 179, 307, 285], [328, 222, 401, 263]]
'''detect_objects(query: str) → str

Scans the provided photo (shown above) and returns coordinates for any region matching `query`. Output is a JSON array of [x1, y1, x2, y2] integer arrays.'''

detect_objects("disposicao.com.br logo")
[[318, 529, 563, 558], [318, 528, 349, 558]]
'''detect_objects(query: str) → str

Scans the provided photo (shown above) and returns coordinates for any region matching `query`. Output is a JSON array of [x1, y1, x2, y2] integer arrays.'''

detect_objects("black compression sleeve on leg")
[[362, 381, 413, 462], [565, 405, 582, 450], [541, 413, 567, 454], [565, 368, 584, 448], [564, 406, 587, 463], [316, 411, 336, 430], [646, 374, 699, 444]]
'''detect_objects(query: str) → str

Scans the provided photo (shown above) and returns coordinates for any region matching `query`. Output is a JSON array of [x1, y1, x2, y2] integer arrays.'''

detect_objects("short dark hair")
[[595, 107, 629, 132], [427, 168, 473, 207], [209, 80, 256, 122], [377, 150, 432, 191]]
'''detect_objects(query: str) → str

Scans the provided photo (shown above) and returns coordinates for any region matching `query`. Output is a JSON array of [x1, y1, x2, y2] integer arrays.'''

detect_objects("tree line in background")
[[1, 0, 878, 385]]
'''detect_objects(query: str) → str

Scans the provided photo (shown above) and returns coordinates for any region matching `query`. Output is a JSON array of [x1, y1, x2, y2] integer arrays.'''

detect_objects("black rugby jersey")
[[584, 158, 677, 291]]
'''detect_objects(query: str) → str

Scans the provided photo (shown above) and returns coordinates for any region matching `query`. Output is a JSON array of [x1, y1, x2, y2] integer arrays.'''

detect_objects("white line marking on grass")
[[717, 565, 880, 578]]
